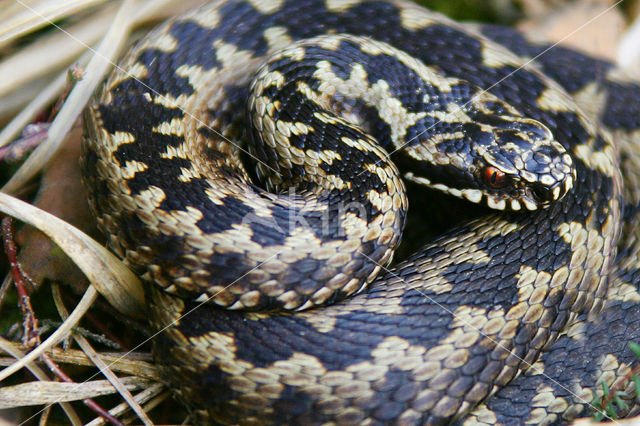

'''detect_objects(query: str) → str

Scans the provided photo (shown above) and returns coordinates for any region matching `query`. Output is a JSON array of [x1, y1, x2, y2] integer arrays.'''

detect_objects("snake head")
[[470, 115, 575, 210], [404, 115, 575, 211]]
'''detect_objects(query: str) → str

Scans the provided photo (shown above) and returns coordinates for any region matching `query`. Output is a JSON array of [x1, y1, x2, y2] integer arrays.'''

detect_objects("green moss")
[[416, 0, 521, 24]]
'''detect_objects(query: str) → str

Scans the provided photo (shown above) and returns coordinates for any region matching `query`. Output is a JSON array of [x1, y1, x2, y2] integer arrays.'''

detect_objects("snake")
[[80, 0, 640, 424]]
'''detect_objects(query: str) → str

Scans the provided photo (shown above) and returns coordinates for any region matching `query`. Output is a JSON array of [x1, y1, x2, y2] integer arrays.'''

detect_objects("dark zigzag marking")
[[303, 38, 461, 116], [285, 40, 494, 153], [98, 94, 183, 146]]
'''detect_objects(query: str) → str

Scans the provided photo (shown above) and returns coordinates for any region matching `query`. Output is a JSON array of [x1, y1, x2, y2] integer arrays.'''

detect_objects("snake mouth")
[[404, 171, 536, 211], [403, 165, 574, 211], [482, 188, 536, 211]]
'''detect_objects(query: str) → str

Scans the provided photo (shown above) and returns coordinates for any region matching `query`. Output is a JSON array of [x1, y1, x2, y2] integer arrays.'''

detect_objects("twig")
[[0, 123, 50, 162], [47, 64, 85, 121], [2, 216, 39, 346]]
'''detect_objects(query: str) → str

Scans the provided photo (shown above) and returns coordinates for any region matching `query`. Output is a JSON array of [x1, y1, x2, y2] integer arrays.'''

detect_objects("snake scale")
[[81, 0, 640, 424]]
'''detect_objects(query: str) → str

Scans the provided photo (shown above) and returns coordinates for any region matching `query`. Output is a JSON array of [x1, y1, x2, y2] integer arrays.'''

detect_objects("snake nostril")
[[531, 182, 553, 203]]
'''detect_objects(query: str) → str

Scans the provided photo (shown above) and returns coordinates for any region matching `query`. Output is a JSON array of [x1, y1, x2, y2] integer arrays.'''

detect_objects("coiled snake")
[[81, 0, 640, 424]]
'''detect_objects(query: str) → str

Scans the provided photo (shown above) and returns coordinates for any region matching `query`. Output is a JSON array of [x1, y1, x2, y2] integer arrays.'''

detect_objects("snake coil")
[[82, 0, 640, 424]]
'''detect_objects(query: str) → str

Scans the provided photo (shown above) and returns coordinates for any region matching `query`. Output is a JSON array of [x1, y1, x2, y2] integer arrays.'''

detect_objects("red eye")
[[483, 166, 507, 188]]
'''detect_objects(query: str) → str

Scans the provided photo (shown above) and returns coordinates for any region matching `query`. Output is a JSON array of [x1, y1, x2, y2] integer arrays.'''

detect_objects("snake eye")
[[483, 166, 507, 188]]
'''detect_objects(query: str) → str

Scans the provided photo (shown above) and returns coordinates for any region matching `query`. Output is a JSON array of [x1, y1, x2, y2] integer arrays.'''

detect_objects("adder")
[[81, 0, 640, 424]]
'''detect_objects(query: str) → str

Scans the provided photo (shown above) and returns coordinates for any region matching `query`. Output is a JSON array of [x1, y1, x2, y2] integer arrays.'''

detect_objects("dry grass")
[[0, 1, 200, 423]]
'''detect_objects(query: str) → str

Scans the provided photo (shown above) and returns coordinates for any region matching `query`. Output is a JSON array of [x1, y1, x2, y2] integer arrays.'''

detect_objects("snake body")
[[81, 0, 640, 424]]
